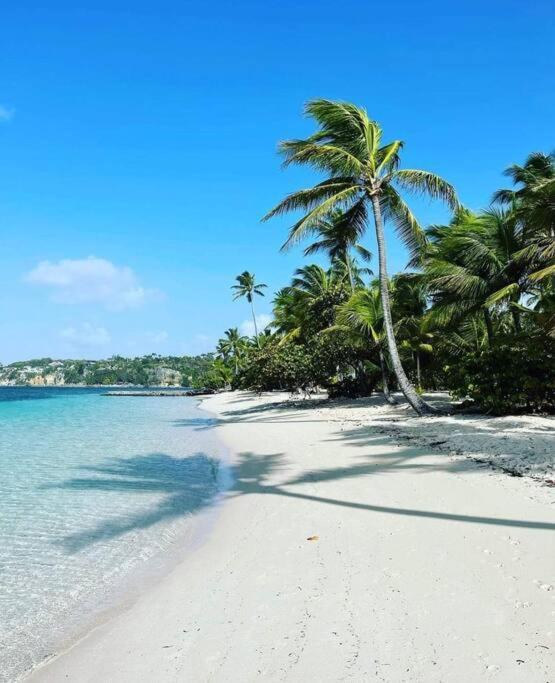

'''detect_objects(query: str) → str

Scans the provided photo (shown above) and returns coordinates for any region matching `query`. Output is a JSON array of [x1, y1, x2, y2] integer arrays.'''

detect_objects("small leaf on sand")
[[306, 535, 319, 541]]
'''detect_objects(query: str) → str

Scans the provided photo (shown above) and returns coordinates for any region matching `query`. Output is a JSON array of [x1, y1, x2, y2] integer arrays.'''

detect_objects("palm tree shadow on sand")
[[51, 429, 554, 555]]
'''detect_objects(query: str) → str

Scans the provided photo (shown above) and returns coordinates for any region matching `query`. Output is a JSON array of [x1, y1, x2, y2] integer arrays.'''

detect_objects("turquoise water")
[[0, 387, 226, 681]]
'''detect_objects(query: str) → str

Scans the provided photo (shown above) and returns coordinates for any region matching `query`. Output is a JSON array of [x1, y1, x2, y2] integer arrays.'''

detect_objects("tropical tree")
[[211, 359, 234, 387], [282, 264, 348, 341], [289, 209, 372, 291], [231, 271, 268, 343], [423, 208, 532, 339], [336, 285, 397, 404], [216, 327, 247, 375], [493, 151, 555, 305], [263, 99, 459, 415], [391, 274, 433, 389]]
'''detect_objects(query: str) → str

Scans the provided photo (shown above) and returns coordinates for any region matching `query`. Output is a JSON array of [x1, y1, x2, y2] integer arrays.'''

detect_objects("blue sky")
[[1, 0, 553, 362]]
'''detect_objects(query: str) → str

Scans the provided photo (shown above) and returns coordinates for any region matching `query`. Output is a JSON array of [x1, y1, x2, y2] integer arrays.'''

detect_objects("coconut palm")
[[493, 151, 555, 292], [263, 99, 458, 415], [211, 359, 234, 388], [391, 274, 433, 389], [216, 327, 247, 375], [275, 264, 348, 341], [231, 271, 267, 343], [289, 209, 372, 291], [423, 208, 532, 339], [336, 285, 397, 404]]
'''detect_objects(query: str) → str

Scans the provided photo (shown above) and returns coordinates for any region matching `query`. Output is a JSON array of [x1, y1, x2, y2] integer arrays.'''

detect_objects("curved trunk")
[[370, 194, 437, 416], [379, 348, 397, 405]]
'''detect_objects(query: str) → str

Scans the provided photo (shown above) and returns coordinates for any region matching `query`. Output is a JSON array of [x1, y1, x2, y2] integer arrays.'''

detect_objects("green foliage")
[[191, 359, 233, 391], [444, 336, 555, 415], [236, 330, 366, 396], [214, 129, 554, 416], [237, 342, 314, 392], [0, 355, 215, 387]]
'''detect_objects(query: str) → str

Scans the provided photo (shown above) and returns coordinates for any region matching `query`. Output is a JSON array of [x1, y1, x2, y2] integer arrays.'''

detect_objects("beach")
[[28, 390, 554, 682]]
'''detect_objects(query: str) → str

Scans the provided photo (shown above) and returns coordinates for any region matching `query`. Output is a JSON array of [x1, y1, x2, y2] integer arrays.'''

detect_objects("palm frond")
[[279, 140, 363, 175], [263, 178, 355, 223], [281, 186, 363, 250], [381, 186, 427, 257], [392, 169, 459, 211]]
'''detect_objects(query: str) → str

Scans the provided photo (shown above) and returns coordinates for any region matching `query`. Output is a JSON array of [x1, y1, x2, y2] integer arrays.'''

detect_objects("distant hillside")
[[0, 354, 214, 387]]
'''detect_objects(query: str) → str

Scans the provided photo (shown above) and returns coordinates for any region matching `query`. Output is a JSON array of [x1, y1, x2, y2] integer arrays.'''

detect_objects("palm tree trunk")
[[511, 309, 521, 333], [379, 348, 397, 405], [483, 308, 494, 345], [250, 299, 259, 345], [370, 194, 436, 416], [416, 351, 421, 388], [346, 255, 355, 293]]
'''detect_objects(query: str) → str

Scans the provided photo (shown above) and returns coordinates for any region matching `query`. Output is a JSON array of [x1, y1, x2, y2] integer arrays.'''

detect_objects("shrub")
[[236, 343, 314, 392], [236, 330, 376, 397], [445, 335, 555, 414]]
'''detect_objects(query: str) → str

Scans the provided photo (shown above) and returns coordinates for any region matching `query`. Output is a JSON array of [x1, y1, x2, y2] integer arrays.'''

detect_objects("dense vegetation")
[[0, 354, 214, 387], [197, 100, 555, 415]]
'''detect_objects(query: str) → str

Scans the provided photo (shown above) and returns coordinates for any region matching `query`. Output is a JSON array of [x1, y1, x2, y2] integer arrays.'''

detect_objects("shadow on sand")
[[51, 398, 555, 553]]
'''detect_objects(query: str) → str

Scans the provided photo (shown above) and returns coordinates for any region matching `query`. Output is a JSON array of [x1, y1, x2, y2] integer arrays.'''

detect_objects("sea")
[[0, 386, 227, 681]]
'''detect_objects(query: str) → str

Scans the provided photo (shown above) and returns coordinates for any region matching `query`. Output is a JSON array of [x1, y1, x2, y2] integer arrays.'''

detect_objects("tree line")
[[196, 100, 554, 416]]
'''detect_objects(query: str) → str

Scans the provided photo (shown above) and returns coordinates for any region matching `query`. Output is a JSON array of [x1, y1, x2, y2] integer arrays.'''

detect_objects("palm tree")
[[493, 151, 555, 293], [216, 327, 247, 375], [211, 358, 234, 388], [391, 274, 433, 389], [336, 285, 397, 404], [290, 263, 340, 296], [286, 209, 372, 291], [423, 208, 529, 340], [263, 99, 458, 415], [231, 271, 268, 343], [274, 264, 348, 341]]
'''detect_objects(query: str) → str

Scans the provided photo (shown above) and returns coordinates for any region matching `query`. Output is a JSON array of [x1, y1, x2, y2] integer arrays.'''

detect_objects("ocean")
[[0, 387, 227, 681]]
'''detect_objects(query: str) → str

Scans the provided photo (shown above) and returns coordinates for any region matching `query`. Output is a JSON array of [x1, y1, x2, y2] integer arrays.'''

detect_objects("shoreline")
[[8, 394, 229, 683], [29, 391, 554, 682]]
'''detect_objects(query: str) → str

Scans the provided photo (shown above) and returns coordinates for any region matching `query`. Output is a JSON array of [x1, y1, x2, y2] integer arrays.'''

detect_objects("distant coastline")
[[0, 353, 213, 388]]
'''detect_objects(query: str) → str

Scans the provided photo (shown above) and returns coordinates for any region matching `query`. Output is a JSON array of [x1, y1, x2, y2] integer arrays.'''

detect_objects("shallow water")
[[0, 387, 225, 681]]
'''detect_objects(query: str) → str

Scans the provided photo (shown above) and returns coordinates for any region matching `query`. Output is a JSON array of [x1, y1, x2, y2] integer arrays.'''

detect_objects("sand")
[[30, 391, 554, 682]]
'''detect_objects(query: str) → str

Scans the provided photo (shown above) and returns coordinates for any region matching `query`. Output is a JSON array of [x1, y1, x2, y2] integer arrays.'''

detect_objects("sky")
[[1, 0, 554, 363]]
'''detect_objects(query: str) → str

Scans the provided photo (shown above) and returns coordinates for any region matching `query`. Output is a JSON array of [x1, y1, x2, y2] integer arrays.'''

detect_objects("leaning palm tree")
[[263, 99, 459, 415], [231, 271, 267, 342], [290, 209, 372, 291]]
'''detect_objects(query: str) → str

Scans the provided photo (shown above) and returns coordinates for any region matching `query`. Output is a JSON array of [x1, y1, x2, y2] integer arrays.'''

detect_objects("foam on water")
[[0, 387, 226, 681]]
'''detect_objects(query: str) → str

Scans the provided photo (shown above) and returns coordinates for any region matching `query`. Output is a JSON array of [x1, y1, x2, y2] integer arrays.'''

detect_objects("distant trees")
[[231, 271, 267, 342]]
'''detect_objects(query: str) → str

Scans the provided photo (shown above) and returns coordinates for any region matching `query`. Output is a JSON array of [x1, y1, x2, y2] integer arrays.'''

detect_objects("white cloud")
[[0, 105, 14, 122], [25, 257, 160, 311], [239, 313, 273, 337], [60, 323, 111, 347]]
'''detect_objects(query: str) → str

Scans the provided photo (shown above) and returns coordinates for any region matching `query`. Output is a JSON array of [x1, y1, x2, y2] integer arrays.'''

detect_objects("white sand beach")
[[30, 391, 555, 682]]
